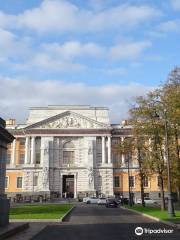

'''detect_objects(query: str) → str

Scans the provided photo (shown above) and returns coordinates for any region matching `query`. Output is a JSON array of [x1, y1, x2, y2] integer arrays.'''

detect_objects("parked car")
[[120, 197, 129, 205], [86, 197, 99, 204], [106, 198, 118, 208], [98, 197, 107, 205], [137, 197, 157, 205], [83, 197, 90, 203]]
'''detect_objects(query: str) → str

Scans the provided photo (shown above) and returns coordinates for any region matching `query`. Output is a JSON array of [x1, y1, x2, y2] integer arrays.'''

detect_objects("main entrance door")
[[62, 175, 74, 198]]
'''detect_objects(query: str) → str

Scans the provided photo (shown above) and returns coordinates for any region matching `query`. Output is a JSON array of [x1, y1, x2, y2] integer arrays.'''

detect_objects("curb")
[[9, 206, 75, 223], [0, 223, 29, 240], [61, 206, 75, 222], [121, 206, 180, 230]]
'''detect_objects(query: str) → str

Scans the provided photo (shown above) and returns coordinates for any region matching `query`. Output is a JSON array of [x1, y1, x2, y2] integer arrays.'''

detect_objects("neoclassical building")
[[5, 105, 161, 201]]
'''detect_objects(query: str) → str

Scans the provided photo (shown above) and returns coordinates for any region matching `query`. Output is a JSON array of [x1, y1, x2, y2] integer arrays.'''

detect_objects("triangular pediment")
[[25, 111, 111, 130]]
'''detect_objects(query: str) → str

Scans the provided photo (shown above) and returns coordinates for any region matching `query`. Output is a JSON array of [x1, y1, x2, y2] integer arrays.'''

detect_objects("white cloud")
[[109, 41, 151, 60], [0, 76, 154, 123], [42, 41, 105, 60], [171, 0, 180, 10], [157, 20, 180, 33], [0, 0, 161, 33], [0, 28, 32, 62]]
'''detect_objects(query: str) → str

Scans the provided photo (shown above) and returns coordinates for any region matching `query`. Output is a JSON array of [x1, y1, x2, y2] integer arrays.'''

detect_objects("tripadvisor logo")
[[135, 226, 174, 236], [135, 227, 143, 236]]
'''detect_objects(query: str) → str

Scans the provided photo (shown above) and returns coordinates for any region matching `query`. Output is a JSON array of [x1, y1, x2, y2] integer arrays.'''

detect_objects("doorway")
[[62, 175, 74, 198]]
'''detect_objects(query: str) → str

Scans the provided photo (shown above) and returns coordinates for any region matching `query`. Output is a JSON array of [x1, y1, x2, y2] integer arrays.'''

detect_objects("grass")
[[124, 204, 180, 224], [10, 203, 73, 219]]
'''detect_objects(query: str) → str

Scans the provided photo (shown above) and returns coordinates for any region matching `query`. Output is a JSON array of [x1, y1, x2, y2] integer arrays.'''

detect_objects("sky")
[[0, 0, 180, 123]]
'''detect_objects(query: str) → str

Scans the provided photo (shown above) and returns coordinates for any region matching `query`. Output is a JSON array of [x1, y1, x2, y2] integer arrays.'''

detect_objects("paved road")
[[32, 204, 180, 240]]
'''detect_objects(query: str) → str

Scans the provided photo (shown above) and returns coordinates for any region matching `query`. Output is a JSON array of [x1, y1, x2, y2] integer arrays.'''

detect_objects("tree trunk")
[[140, 172, 145, 207], [159, 173, 166, 211], [175, 129, 180, 205]]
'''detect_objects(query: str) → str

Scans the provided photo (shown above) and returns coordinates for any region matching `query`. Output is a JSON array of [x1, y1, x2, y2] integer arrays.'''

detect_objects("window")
[[33, 175, 38, 186], [6, 153, 11, 164], [5, 177, 9, 188], [143, 176, 149, 187], [114, 176, 120, 187], [17, 177, 22, 188], [19, 154, 25, 164], [112, 138, 120, 145], [129, 176, 135, 188], [63, 141, 74, 148], [19, 138, 25, 146], [63, 151, 75, 164], [35, 152, 40, 164], [157, 176, 161, 187], [63, 141, 75, 165], [96, 137, 102, 144], [144, 193, 149, 198]]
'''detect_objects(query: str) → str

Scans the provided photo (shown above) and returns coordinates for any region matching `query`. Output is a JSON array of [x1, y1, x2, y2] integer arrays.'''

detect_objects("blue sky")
[[0, 0, 180, 123]]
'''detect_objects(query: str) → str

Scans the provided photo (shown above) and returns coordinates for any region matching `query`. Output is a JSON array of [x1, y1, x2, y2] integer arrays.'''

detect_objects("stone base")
[[0, 197, 10, 227]]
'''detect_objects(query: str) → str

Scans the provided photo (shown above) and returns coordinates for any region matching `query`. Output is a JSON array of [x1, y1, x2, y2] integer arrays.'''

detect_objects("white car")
[[137, 197, 157, 205], [98, 198, 107, 205], [85, 197, 99, 204], [83, 197, 90, 203]]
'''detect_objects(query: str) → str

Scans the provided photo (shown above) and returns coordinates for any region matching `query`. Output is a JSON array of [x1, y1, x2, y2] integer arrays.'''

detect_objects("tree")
[[129, 91, 167, 210]]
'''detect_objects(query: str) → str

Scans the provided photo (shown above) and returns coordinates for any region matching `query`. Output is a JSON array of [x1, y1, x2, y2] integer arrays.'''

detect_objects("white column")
[[11, 139, 16, 165], [121, 137, 125, 165], [74, 174, 77, 199], [30, 136, 35, 164], [102, 136, 105, 164], [107, 136, 111, 164], [25, 137, 30, 164]]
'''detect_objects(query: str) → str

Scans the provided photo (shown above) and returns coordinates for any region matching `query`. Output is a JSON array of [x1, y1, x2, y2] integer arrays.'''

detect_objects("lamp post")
[[153, 106, 175, 217], [164, 110, 175, 217], [126, 152, 132, 207]]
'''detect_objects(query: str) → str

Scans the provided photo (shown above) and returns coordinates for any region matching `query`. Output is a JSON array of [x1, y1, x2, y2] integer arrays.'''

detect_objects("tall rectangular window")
[[129, 176, 135, 187], [19, 138, 26, 146], [143, 176, 149, 187], [19, 154, 25, 164], [35, 137, 41, 164], [6, 153, 11, 164], [157, 176, 161, 187], [17, 177, 22, 188], [63, 151, 74, 165], [33, 175, 38, 186], [114, 176, 120, 187], [5, 176, 9, 188]]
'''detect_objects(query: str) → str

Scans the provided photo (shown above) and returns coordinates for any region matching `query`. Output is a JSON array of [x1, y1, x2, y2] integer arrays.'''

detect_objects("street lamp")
[[153, 107, 175, 217], [163, 110, 175, 217], [126, 152, 133, 207]]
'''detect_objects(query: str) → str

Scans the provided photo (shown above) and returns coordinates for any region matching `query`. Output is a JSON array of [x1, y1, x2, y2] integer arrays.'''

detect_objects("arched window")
[[63, 141, 74, 149], [63, 141, 75, 165]]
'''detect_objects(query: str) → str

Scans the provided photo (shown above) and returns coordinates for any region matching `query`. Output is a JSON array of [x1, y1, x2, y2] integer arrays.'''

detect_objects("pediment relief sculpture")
[[39, 115, 105, 129]]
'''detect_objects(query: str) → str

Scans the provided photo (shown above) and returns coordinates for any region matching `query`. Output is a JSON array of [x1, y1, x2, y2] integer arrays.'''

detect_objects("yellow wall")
[[113, 172, 162, 193], [5, 172, 23, 193]]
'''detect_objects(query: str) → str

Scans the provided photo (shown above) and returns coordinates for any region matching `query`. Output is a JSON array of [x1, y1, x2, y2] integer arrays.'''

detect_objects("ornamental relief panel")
[[39, 115, 105, 129]]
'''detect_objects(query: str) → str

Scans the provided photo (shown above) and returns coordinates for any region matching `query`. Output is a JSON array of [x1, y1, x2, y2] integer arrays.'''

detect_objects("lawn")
[[124, 205, 180, 224], [10, 204, 73, 219]]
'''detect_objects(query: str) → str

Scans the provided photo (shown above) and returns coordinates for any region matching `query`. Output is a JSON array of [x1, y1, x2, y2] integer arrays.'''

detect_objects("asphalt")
[[32, 204, 180, 240]]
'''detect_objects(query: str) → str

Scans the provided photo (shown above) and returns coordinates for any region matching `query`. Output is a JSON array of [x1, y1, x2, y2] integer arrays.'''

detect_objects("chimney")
[[6, 119, 16, 126], [121, 120, 128, 126]]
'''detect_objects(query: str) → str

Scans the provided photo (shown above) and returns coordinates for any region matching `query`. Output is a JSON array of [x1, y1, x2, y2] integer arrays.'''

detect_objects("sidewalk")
[[5, 223, 52, 240], [0, 222, 29, 240]]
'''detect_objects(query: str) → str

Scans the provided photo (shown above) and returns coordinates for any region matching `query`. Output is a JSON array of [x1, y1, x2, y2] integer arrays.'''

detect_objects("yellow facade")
[[5, 172, 23, 193], [6, 138, 25, 193]]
